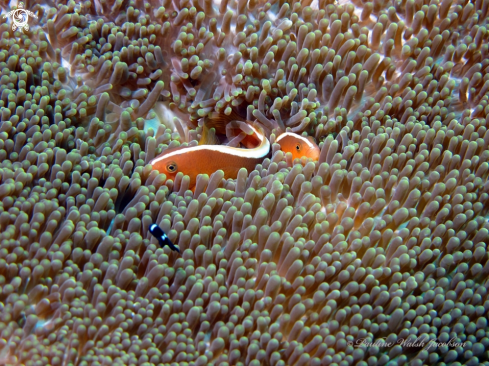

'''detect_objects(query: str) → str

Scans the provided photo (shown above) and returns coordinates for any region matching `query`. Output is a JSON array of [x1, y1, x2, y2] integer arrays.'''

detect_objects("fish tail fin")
[[240, 122, 265, 148], [199, 124, 221, 145], [167, 242, 180, 253]]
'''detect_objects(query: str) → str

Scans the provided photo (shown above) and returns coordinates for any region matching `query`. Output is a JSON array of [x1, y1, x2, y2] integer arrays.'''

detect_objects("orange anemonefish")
[[275, 132, 321, 162], [149, 124, 270, 187]]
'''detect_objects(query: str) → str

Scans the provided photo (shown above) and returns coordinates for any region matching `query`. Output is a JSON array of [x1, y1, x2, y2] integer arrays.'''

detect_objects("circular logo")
[[3, 2, 37, 32], [12, 9, 28, 28]]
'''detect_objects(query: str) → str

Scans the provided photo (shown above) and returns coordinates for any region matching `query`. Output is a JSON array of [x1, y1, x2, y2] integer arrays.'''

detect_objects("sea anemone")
[[0, 0, 489, 365]]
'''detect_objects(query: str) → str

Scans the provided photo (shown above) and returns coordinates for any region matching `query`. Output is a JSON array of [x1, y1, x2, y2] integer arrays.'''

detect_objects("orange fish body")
[[150, 125, 270, 188], [275, 132, 321, 161]]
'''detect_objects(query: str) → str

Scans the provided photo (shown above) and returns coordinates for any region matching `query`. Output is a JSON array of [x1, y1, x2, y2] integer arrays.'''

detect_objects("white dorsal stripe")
[[276, 132, 315, 148], [151, 128, 270, 164], [248, 125, 263, 141]]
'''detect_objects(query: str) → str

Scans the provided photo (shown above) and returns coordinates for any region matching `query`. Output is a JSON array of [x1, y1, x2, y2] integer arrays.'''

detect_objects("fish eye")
[[296, 143, 301, 151], [166, 162, 177, 172]]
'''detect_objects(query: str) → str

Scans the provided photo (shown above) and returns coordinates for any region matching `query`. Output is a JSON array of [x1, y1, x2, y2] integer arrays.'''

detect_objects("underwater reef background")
[[0, 0, 489, 365]]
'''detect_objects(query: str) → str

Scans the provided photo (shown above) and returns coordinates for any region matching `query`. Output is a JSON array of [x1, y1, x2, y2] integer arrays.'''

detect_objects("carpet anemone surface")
[[0, 0, 488, 365]]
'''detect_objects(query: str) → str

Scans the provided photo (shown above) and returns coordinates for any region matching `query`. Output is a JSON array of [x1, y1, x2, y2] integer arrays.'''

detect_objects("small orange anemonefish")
[[149, 121, 320, 189], [275, 132, 321, 162]]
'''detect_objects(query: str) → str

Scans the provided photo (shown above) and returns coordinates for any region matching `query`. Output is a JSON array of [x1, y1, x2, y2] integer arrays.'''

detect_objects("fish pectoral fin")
[[199, 125, 221, 145]]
